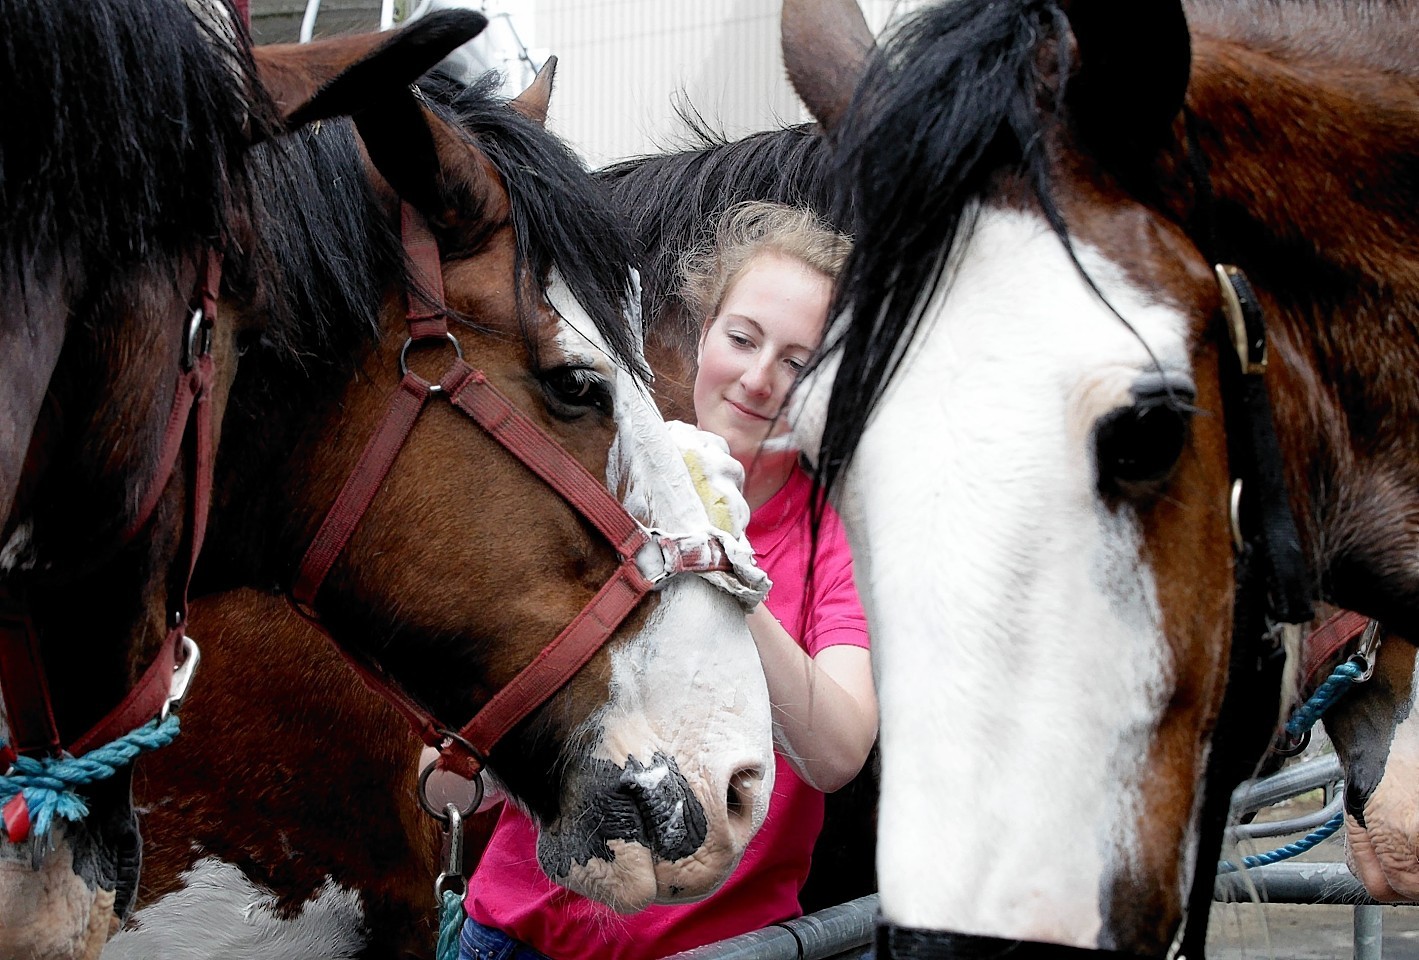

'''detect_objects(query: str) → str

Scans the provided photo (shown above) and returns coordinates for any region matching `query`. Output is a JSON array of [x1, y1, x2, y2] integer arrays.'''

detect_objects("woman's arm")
[[745, 604, 877, 793]]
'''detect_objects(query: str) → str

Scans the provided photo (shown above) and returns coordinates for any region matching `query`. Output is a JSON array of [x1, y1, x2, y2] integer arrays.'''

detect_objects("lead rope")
[[1217, 636, 1377, 876], [0, 713, 180, 842]]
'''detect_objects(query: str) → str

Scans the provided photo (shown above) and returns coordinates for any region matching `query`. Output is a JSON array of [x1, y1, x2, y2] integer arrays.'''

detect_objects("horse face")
[[794, 197, 1233, 949], [262, 90, 773, 912]]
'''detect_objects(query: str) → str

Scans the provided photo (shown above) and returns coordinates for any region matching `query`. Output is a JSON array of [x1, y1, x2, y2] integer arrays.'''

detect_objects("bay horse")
[[0, 3, 486, 958], [103, 65, 777, 959], [777, 0, 1419, 954]]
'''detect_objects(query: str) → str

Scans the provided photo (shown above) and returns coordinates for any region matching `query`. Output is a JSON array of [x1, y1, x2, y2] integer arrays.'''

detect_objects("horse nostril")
[[726, 765, 765, 821]]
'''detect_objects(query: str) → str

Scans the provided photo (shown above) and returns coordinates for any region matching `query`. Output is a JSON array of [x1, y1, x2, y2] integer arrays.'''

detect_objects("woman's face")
[[694, 251, 832, 467]]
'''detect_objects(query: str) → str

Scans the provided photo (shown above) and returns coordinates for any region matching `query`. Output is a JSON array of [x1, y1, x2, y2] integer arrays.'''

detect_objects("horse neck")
[[1182, 27, 1419, 630]]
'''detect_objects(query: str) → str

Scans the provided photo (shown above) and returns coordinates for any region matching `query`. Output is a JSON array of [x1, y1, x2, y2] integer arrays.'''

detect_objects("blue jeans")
[[457, 917, 553, 960]]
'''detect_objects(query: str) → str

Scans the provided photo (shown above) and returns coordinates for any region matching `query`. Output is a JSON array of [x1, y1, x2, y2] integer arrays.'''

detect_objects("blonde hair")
[[679, 201, 852, 324]]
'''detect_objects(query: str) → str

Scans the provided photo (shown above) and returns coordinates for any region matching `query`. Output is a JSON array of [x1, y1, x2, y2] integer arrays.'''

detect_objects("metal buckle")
[[632, 529, 675, 586], [398, 332, 463, 393], [1228, 478, 1245, 553], [1215, 264, 1267, 376], [182, 307, 211, 372]]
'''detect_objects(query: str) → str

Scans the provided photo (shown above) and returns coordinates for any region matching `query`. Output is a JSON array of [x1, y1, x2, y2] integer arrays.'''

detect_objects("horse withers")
[[103, 66, 775, 959], [0, 4, 489, 958], [782, 0, 1419, 955]]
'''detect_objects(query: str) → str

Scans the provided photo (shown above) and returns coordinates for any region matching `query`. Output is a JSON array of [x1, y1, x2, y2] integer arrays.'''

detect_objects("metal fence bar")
[[665, 895, 878, 960], [1355, 904, 1384, 960], [1214, 861, 1417, 905]]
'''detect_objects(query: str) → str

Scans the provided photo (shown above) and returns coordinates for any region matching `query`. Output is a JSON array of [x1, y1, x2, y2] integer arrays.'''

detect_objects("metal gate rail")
[[672, 755, 1416, 960]]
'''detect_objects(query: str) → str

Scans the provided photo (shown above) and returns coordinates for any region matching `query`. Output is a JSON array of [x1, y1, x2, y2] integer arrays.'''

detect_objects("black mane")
[[818, 0, 1067, 499], [599, 119, 848, 346], [0, 0, 269, 307], [233, 71, 644, 385], [424, 72, 645, 378]]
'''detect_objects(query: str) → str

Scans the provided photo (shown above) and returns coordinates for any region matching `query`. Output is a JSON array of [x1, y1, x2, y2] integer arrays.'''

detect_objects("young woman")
[[458, 201, 875, 960]]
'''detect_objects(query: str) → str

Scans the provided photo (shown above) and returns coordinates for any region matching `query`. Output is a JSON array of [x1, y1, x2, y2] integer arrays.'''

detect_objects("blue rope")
[[1218, 811, 1344, 874], [1284, 659, 1365, 739], [436, 889, 465, 960], [0, 713, 180, 839], [1218, 659, 1363, 875]]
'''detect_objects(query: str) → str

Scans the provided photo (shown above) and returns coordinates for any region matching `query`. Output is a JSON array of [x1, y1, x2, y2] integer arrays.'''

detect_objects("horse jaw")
[[531, 278, 774, 911], [0, 826, 116, 960], [850, 206, 1204, 950]]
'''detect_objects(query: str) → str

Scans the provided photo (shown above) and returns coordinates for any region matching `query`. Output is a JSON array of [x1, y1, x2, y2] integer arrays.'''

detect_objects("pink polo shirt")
[[465, 466, 869, 960]]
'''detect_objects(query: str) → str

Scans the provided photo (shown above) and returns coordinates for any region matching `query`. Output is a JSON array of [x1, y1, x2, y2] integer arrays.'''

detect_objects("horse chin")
[[0, 824, 120, 960]]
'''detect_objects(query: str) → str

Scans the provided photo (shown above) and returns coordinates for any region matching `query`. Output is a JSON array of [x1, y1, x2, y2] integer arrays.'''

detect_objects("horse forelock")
[[0, 0, 266, 297], [419, 72, 647, 381], [237, 121, 398, 369], [819, 0, 1068, 507]]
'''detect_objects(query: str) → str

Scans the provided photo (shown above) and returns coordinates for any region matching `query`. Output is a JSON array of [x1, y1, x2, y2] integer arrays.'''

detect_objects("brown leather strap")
[[445, 363, 649, 558], [0, 600, 60, 754], [1299, 609, 1372, 695], [403, 201, 449, 340], [445, 563, 655, 778], [0, 249, 221, 758], [292, 372, 435, 613]]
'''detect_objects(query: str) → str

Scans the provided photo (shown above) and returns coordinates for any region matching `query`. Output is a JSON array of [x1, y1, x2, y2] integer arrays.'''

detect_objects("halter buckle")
[[1216, 264, 1267, 375], [182, 307, 211, 372]]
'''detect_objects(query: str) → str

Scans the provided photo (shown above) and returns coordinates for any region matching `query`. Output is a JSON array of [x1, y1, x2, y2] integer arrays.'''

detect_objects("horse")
[[0, 4, 487, 957], [777, 0, 1419, 955], [101, 65, 778, 959]]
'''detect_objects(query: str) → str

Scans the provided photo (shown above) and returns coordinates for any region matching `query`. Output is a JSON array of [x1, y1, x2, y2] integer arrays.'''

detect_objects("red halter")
[[291, 204, 745, 781], [0, 250, 219, 768]]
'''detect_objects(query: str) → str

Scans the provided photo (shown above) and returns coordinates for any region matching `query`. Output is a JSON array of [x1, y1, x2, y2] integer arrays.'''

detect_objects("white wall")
[[520, 0, 932, 167]]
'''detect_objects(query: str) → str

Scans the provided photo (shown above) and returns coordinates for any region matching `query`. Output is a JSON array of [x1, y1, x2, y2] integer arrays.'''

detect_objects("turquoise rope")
[[0, 713, 180, 839], [436, 889, 465, 960], [1219, 811, 1344, 874], [1284, 659, 1364, 739], [1219, 658, 1364, 875]]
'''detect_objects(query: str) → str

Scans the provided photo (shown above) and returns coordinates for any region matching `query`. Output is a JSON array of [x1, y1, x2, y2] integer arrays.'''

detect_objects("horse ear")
[[781, 0, 874, 133], [253, 10, 488, 128], [354, 91, 498, 230], [509, 55, 557, 127], [1060, 0, 1191, 152]]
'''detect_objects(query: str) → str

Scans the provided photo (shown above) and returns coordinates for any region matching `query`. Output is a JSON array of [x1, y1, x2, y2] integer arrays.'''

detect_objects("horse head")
[[780, 0, 1419, 953], [190, 67, 774, 916]]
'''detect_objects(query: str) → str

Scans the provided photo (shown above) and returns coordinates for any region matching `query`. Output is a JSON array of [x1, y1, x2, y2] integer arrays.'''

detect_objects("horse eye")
[[1094, 398, 1192, 497], [541, 367, 614, 419]]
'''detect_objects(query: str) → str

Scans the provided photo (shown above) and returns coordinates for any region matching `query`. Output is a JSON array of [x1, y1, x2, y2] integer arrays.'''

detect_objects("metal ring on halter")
[[1229, 478, 1245, 553], [1272, 728, 1311, 758], [418, 757, 484, 823], [398, 332, 463, 392]]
